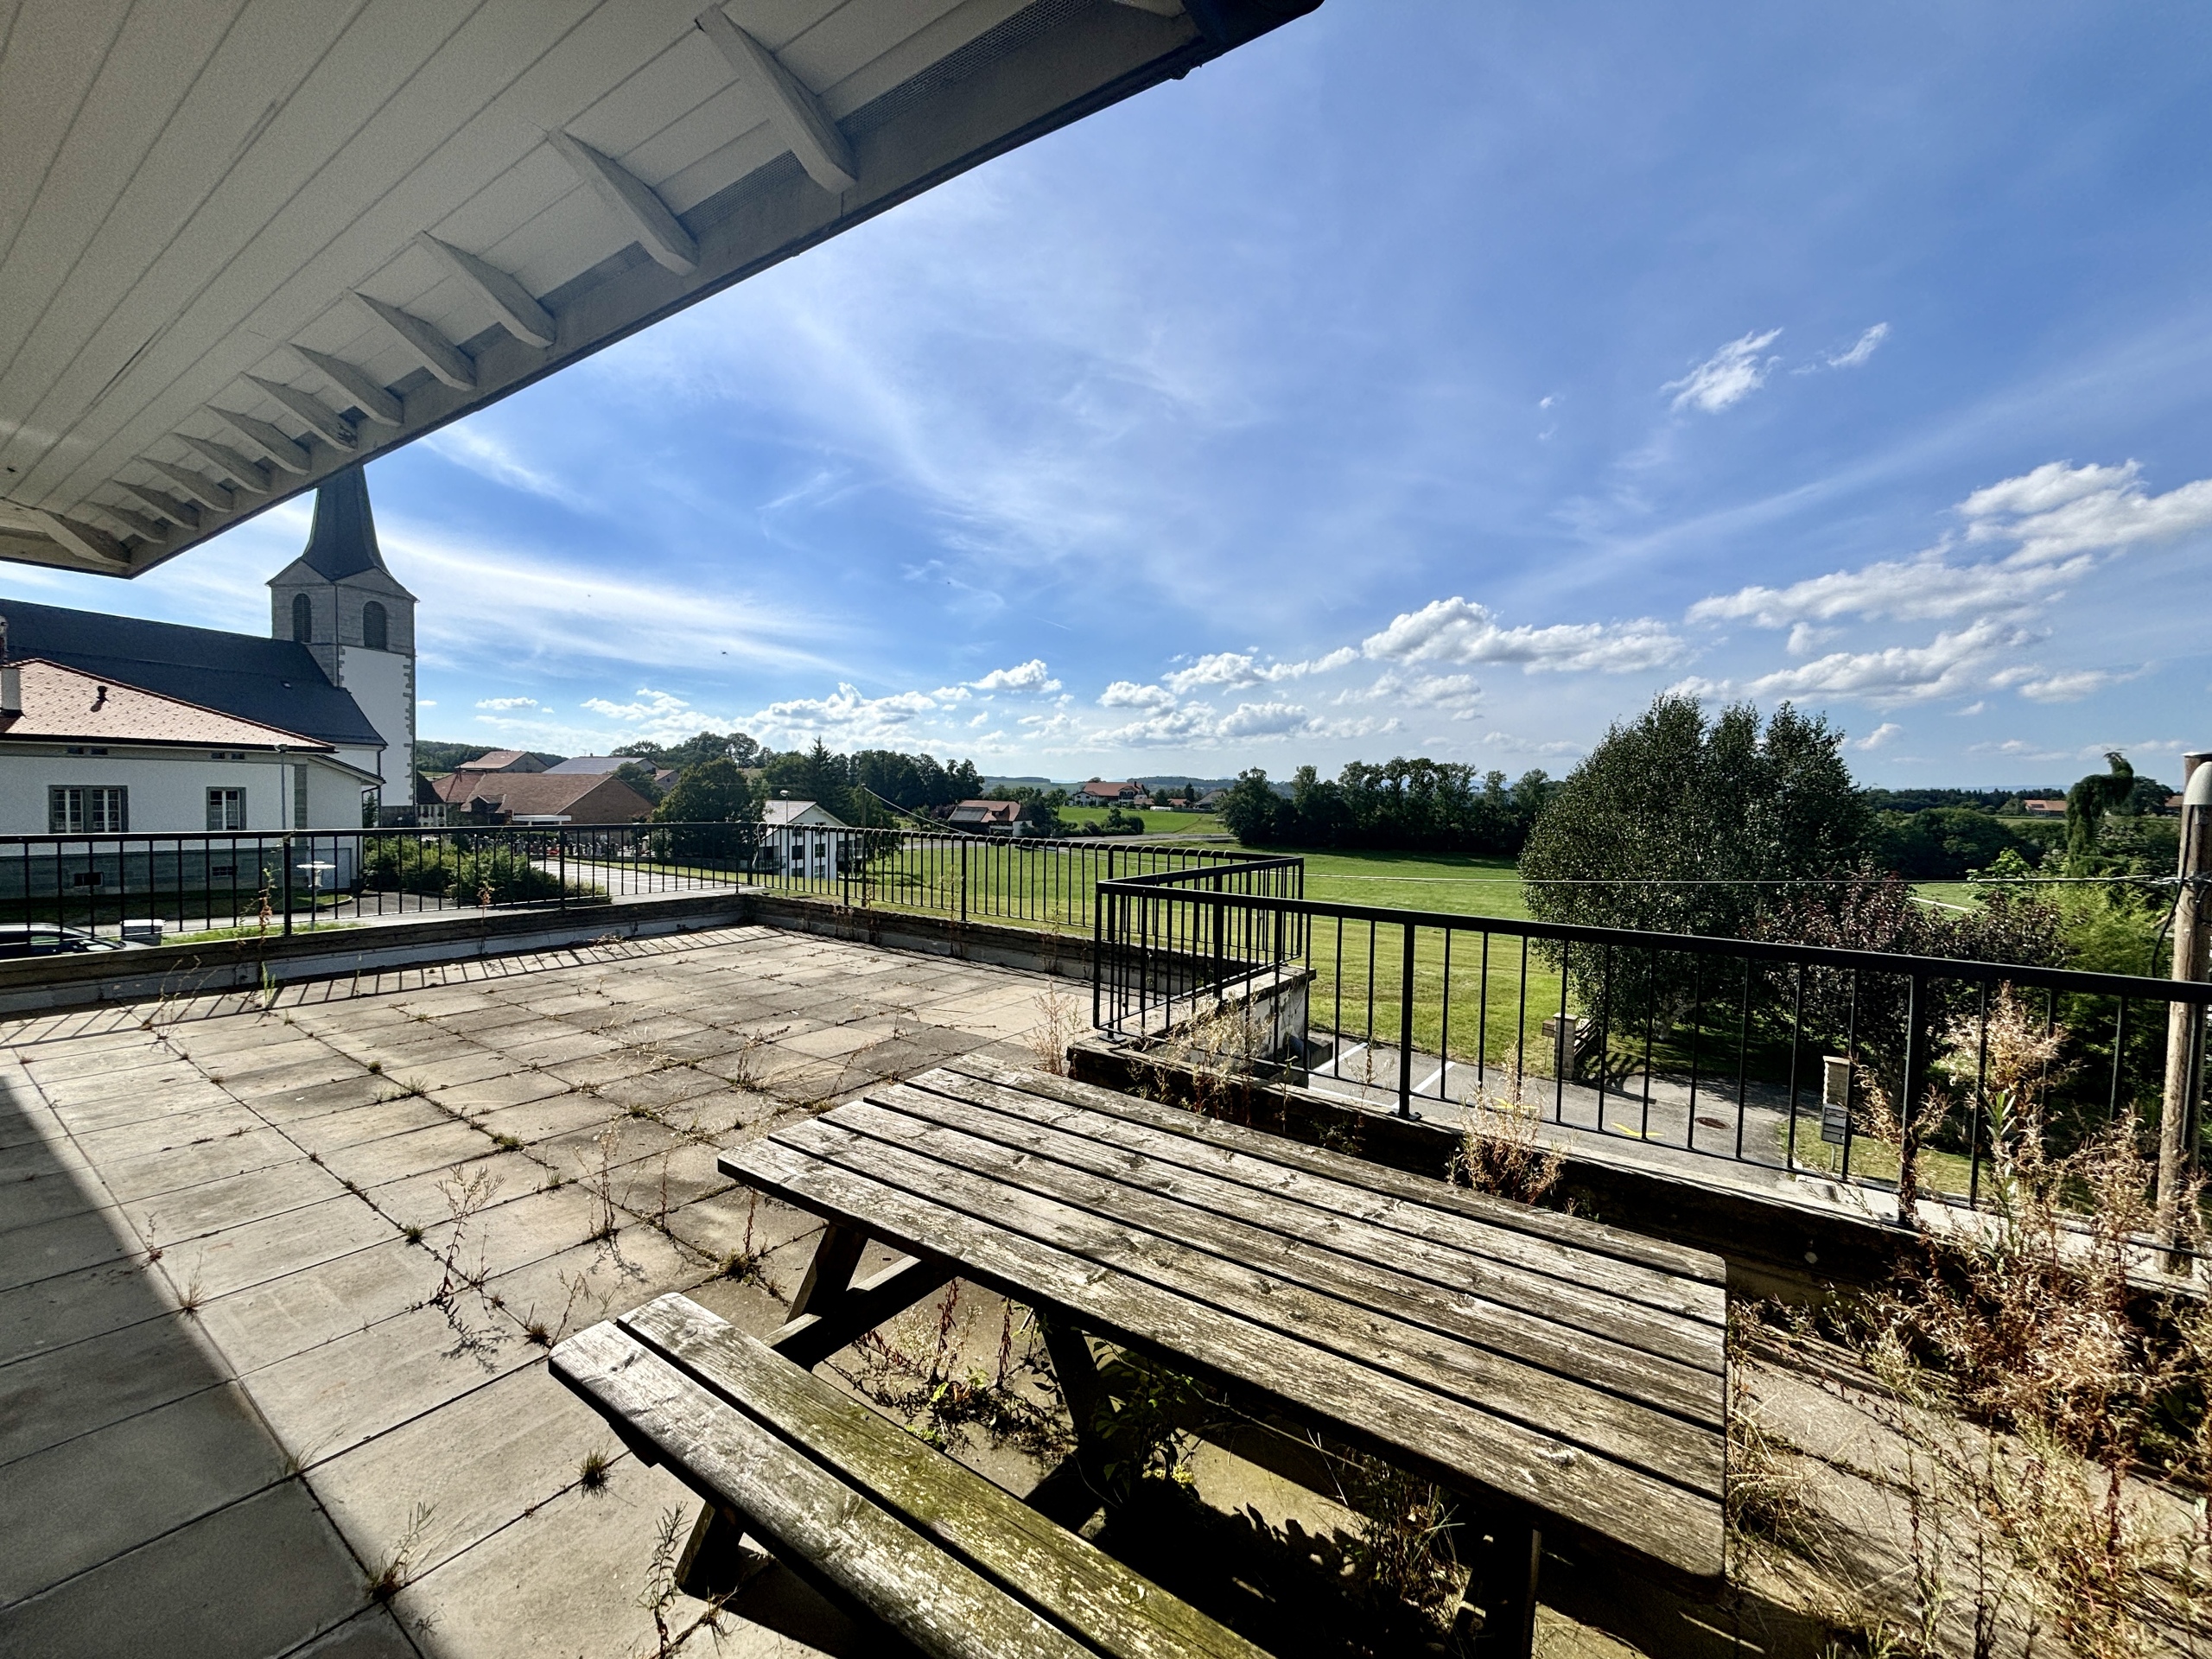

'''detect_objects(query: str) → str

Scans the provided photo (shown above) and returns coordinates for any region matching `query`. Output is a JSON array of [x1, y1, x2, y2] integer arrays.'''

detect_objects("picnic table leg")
[[675, 1501, 771, 1604], [1037, 1317, 1115, 1494], [788, 1221, 868, 1319], [1463, 1517, 1541, 1659]]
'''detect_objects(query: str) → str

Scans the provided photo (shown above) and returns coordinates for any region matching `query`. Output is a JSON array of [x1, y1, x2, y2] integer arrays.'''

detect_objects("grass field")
[[1052, 804, 1224, 834]]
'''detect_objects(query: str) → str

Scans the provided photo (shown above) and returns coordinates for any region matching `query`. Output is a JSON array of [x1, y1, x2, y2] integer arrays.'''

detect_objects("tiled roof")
[[543, 754, 641, 775], [0, 597, 384, 748], [434, 771, 651, 820], [0, 658, 334, 751], [455, 748, 537, 771]]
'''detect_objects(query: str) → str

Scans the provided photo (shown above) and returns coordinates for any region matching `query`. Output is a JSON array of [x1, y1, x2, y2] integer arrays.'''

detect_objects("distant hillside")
[[416, 740, 566, 774]]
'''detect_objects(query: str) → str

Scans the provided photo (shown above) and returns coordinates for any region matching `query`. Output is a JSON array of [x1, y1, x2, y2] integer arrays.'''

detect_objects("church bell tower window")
[[362, 601, 388, 652], [291, 593, 312, 642]]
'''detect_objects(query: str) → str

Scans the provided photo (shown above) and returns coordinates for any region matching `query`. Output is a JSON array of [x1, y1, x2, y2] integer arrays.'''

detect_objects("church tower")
[[268, 465, 416, 809]]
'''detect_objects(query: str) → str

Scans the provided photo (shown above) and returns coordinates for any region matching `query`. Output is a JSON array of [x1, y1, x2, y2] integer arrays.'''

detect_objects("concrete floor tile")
[[310, 1362, 624, 1580], [242, 1302, 534, 1465], [96, 1126, 302, 1204], [0, 1253, 170, 1366], [125, 1157, 350, 1246], [483, 1228, 703, 1338], [467, 1091, 614, 1147], [42, 1078, 232, 1135], [289, 1096, 457, 1155], [195, 1236, 435, 1373], [324, 1120, 498, 1190], [660, 1188, 822, 1279], [255, 1073, 391, 1125], [289, 1606, 422, 1659], [590, 1065, 724, 1114], [0, 1160, 108, 1233], [0, 1312, 225, 1467], [0, 1479, 365, 1659], [363, 1151, 543, 1233], [0, 1382, 287, 1606], [175, 1192, 400, 1300], [71, 1101, 264, 1163], [391, 1456, 870, 1659], [429, 1070, 573, 1115], [0, 1204, 137, 1293]]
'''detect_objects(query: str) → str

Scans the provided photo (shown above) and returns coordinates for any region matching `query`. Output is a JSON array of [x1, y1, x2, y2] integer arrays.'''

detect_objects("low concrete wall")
[[0, 891, 1107, 1017]]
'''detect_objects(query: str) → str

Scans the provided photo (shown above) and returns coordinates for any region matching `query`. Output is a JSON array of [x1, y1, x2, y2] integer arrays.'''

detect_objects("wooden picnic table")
[[719, 1061, 1727, 1650]]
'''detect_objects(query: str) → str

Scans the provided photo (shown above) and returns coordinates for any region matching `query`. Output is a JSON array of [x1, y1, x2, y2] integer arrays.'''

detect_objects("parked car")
[[0, 925, 130, 960]]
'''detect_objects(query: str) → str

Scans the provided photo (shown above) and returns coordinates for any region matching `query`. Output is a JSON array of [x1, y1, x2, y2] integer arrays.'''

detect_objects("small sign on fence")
[[1821, 1054, 1852, 1146]]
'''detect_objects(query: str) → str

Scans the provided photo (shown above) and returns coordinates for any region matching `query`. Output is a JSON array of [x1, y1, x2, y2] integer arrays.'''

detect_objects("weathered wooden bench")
[[552, 1292, 1274, 1659]]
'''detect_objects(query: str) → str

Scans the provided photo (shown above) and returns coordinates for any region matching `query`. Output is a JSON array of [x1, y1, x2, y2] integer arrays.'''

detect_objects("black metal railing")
[[1095, 868, 2212, 1221], [0, 822, 1268, 947]]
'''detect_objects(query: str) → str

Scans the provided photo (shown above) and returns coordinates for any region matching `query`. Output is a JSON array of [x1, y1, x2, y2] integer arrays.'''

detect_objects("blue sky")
[[10, 1, 2212, 785]]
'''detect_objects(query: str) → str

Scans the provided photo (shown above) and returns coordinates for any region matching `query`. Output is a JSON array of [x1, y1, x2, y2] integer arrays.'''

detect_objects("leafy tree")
[[2065, 752, 2135, 862], [1519, 695, 1873, 940], [1872, 807, 2033, 879], [1218, 770, 1284, 843], [613, 760, 662, 806], [653, 757, 760, 862], [1216, 760, 1552, 854]]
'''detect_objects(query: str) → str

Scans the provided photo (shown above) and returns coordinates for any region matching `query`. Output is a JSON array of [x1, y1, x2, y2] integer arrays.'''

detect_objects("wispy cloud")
[[1827, 322, 1890, 368], [1664, 328, 1783, 413], [1362, 597, 1689, 673]]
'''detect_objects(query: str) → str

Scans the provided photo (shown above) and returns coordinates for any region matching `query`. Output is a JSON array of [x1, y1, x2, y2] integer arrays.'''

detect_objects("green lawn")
[[1053, 804, 1224, 834]]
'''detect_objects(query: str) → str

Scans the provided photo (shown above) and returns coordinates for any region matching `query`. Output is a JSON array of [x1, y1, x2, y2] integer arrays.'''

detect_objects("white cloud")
[[969, 658, 1060, 694], [1367, 670, 1484, 719], [421, 424, 588, 509], [749, 683, 944, 746], [1664, 328, 1783, 414], [475, 696, 539, 711], [1362, 597, 1688, 674], [1217, 701, 1314, 739], [1674, 618, 2033, 708], [1098, 680, 1176, 709], [1853, 721, 1904, 751], [2008, 668, 2126, 703], [1960, 460, 2212, 564], [1161, 647, 1357, 693], [1827, 322, 1890, 369], [1689, 552, 2091, 630]]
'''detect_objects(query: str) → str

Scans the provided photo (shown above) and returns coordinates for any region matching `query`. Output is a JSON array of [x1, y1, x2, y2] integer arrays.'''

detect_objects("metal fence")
[[1095, 865, 2212, 1223], [0, 822, 1267, 945]]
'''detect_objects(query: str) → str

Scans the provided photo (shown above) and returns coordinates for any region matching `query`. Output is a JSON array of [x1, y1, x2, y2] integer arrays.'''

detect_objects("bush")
[[362, 838, 595, 904]]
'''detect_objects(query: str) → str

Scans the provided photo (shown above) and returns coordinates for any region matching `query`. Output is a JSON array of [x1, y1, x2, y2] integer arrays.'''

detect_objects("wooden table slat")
[[842, 1090, 1723, 1428], [620, 1295, 1274, 1659], [722, 1134, 1726, 1577], [897, 1072, 1725, 1363], [552, 1322, 1096, 1659], [944, 1063, 1726, 1298]]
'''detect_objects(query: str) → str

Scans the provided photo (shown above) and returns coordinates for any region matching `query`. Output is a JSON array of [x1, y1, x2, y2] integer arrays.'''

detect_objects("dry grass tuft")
[[1449, 1070, 1563, 1209]]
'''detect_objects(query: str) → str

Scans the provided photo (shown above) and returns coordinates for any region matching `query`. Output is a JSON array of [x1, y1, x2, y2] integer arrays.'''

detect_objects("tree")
[[1519, 695, 1873, 940], [2065, 752, 2136, 863], [1218, 770, 1284, 843], [653, 758, 760, 861], [613, 760, 662, 806]]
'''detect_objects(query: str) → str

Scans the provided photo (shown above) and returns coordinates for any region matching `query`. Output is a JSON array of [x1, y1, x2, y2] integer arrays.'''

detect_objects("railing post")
[[281, 834, 295, 937], [558, 828, 568, 910], [1897, 972, 1928, 1224], [2158, 754, 2212, 1263], [1399, 922, 1416, 1119], [959, 837, 969, 925]]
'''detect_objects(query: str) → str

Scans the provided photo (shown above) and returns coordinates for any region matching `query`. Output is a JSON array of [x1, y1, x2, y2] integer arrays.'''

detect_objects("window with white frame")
[[207, 788, 245, 831], [48, 786, 126, 834]]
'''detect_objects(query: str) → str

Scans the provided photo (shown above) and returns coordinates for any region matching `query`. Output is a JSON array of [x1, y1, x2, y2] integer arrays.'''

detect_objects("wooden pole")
[[2157, 751, 2212, 1264]]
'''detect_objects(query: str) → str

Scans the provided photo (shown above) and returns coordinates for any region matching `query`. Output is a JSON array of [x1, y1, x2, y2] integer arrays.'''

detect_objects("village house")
[[946, 798, 1022, 833], [0, 467, 411, 832], [763, 797, 855, 877], [430, 769, 652, 824], [1073, 779, 1147, 806]]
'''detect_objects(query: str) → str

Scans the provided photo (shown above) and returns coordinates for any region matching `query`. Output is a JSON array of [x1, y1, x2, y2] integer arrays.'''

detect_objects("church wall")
[[333, 648, 413, 792]]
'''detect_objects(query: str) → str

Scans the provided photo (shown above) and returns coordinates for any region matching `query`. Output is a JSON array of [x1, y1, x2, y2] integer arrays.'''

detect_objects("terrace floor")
[[0, 922, 1073, 1659]]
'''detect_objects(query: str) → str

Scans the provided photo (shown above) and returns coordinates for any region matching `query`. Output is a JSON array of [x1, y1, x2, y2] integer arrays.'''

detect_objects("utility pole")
[[2158, 750, 2212, 1264]]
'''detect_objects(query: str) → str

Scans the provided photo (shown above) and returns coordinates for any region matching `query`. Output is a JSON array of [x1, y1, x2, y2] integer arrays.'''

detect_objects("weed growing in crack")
[[1027, 987, 1080, 1077], [578, 1447, 611, 1491], [366, 1501, 435, 1602], [719, 1025, 790, 1092], [716, 1192, 772, 1291], [366, 1060, 383, 1074], [425, 1168, 503, 1360], [401, 1224, 424, 1245], [491, 1132, 521, 1151], [836, 1287, 1070, 1460], [577, 1126, 621, 1243], [1448, 1070, 1563, 1209]]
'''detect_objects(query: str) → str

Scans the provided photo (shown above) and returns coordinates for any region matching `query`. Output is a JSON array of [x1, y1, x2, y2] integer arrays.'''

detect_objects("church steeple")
[[297, 464, 390, 581], [267, 465, 416, 810]]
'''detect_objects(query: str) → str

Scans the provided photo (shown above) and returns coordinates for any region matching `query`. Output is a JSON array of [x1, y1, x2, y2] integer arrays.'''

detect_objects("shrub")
[[362, 838, 596, 904]]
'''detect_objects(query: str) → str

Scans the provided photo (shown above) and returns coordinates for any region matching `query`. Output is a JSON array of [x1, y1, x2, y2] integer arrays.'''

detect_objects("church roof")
[[0, 599, 385, 750], [295, 465, 390, 582]]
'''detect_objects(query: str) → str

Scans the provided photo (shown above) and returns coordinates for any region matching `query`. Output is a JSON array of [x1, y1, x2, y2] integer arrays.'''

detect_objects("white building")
[[0, 466, 413, 832], [762, 798, 854, 879], [0, 658, 376, 836]]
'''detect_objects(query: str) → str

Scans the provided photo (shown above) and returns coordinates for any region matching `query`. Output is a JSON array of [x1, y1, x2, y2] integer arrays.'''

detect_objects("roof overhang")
[[0, 0, 1319, 577]]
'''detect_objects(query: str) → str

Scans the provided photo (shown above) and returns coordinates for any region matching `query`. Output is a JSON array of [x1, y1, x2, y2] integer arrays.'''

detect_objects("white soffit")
[[0, 0, 1319, 575]]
